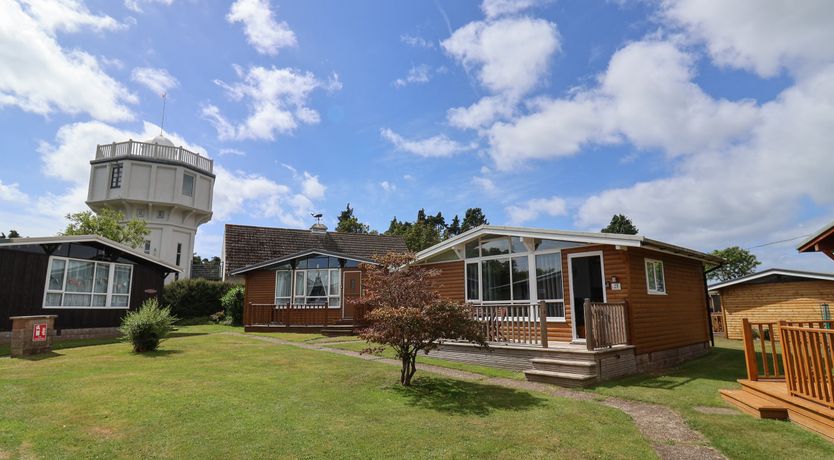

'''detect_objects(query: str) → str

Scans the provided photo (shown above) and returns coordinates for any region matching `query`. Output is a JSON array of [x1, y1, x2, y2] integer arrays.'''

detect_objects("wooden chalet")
[[0, 235, 180, 342], [412, 225, 722, 386], [224, 223, 407, 335]]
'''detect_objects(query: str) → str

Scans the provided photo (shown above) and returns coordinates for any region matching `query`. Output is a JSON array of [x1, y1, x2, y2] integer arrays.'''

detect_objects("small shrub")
[[120, 298, 178, 352], [221, 286, 245, 326], [209, 311, 226, 324], [162, 278, 240, 318]]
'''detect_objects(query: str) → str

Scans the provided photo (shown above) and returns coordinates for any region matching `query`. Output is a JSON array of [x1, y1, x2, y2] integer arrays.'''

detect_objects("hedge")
[[162, 278, 241, 319]]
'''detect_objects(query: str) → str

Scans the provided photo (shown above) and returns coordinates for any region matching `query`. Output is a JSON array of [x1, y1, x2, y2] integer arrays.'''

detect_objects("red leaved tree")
[[354, 252, 486, 386]]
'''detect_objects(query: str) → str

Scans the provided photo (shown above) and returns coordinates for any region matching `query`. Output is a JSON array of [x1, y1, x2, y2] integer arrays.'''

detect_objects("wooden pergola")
[[798, 221, 834, 262]]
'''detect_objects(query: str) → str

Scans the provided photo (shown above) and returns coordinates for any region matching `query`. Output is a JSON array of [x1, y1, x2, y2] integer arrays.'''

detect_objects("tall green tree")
[[335, 203, 370, 234], [445, 215, 461, 239], [461, 208, 488, 233], [7, 229, 20, 238], [62, 208, 149, 248], [601, 214, 639, 235], [707, 246, 761, 282], [384, 209, 444, 252]]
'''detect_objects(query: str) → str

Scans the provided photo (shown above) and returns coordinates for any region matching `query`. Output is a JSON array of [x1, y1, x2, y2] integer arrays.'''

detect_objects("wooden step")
[[530, 358, 597, 376], [320, 325, 355, 337], [523, 369, 598, 388], [720, 389, 789, 420]]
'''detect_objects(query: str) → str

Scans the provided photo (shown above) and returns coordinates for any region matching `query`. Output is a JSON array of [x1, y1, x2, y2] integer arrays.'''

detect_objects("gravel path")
[[225, 332, 725, 460]]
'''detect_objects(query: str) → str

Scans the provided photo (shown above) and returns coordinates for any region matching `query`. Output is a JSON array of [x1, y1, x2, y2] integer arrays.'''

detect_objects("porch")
[[242, 303, 371, 335], [720, 318, 834, 441]]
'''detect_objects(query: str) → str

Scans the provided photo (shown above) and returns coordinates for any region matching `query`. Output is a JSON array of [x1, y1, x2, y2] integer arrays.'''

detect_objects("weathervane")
[[159, 92, 167, 135], [311, 212, 323, 225]]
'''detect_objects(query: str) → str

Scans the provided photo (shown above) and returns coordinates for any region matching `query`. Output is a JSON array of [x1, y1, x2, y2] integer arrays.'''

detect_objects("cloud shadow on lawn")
[[391, 376, 547, 416]]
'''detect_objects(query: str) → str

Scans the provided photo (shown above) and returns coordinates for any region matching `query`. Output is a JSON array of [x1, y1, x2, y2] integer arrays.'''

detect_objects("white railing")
[[95, 140, 213, 174]]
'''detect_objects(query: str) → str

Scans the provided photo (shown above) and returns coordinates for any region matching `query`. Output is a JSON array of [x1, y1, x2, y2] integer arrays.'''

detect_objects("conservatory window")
[[44, 256, 132, 308]]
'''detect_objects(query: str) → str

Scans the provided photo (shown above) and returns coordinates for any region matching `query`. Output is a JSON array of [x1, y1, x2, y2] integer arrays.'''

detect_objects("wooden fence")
[[780, 321, 834, 408], [584, 299, 629, 350], [244, 303, 331, 327], [470, 302, 548, 347], [740, 318, 783, 380]]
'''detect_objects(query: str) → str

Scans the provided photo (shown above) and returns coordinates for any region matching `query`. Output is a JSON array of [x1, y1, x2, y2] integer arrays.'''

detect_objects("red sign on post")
[[32, 323, 47, 342]]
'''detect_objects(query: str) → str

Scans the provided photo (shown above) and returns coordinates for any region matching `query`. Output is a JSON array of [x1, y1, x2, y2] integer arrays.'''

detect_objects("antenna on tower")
[[159, 92, 167, 135]]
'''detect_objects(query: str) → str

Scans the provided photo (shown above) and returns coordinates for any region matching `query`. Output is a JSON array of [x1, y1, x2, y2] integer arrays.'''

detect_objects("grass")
[[0, 327, 653, 459], [326, 341, 525, 380], [0, 337, 121, 358], [589, 337, 834, 459]]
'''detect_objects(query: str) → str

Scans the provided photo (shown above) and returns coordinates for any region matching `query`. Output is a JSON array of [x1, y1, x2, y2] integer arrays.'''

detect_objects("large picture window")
[[44, 257, 132, 308], [292, 268, 341, 308]]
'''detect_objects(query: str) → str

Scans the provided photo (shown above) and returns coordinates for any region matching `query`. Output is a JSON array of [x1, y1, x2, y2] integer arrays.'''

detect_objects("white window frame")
[[43, 256, 133, 309], [645, 258, 667, 295], [289, 268, 341, 309]]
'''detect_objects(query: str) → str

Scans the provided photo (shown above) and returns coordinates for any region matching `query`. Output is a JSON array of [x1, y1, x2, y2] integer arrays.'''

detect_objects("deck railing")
[[780, 321, 834, 408], [96, 140, 214, 174], [244, 303, 331, 327], [584, 299, 629, 351], [469, 302, 549, 348], [741, 318, 783, 380]]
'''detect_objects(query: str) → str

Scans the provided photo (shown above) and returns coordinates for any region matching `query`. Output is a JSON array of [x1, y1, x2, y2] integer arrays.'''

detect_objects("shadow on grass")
[[134, 349, 183, 358], [168, 332, 210, 338], [391, 376, 547, 416]]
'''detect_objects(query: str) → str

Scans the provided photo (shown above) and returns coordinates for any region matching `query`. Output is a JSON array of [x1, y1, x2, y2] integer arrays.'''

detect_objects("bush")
[[209, 311, 226, 324], [221, 286, 245, 326], [162, 278, 240, 318], [120, 298, 177, 352]]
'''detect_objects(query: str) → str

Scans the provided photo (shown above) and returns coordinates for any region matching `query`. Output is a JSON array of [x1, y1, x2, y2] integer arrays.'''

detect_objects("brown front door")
[[343, 271, 361, 319]]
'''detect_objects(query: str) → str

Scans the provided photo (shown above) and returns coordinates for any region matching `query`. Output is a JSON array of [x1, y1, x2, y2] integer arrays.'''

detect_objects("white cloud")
[[219, 148, 245, 156], [403, 174, 415, 181], [401, 34, 434, 49], [0, 1, 136, 121], [481, 0, 540, 18], [394, 64, 433, 88], [447, 95, 515, 130], [471, 176, 496, 193], [379, 181, 396, 193], [124, 0, 174, 13], [380, 128, 477, 158], [227, 0, 297, 55], [0, 180, 29, 203], [486, 40, 759, 169], [506, 196, 567, 225], [130, 67, 179, 95], [300, 172, 326, 199], [660, 0, 834, 77], [204, 66, 341, 141]]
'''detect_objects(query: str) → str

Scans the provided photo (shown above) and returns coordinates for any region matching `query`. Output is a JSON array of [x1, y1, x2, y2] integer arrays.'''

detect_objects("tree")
[[707, 246, 761, 282], [7, 229, 20, 238], [62, 208, 149, 248], [461, 208, 488, 233], [444, 215, 461, 239], [336, 203, 370, 234], [601, 214, 639, 235], [354, 252, 486, 385]]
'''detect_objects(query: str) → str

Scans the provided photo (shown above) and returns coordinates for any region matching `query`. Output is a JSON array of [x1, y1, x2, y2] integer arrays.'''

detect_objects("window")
[[645, 259, 666, 294], [275, 270, 291, 305], [110, 163, 123, 188], [156, 210, 165, 219], [143, 240, 151, 254], [176, 243, 182, 266], [182, 173, 195, 197], [465, 262, 479, 300], [44, 257, 132, 308], [136, 209, 145, 218], [536, 253, 565, 318], [292, 268, 341, 308]]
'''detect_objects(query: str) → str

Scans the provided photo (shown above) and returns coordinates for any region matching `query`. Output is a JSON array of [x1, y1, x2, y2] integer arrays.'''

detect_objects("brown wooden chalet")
[[224, 223, 407, 332]]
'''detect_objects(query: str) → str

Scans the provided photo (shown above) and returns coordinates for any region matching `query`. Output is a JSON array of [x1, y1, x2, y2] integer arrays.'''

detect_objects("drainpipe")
[[703, 264, 723, 348]]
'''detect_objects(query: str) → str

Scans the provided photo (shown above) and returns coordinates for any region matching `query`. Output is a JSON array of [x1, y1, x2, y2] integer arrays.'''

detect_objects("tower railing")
[[95, 140, 213, 174]]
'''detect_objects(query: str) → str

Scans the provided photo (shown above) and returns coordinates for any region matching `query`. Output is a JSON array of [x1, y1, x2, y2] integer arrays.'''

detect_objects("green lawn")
[[327, 340, 525, 380], [589, 337, 834, 459], [0, 329, 653, 459]]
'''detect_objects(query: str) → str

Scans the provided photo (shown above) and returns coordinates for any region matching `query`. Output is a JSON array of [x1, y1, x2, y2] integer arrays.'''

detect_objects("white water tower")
[[86, 134, 215, 281]]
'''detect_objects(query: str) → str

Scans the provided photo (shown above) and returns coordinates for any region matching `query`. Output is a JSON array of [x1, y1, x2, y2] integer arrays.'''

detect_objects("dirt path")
[[225, 332, 725, 460]]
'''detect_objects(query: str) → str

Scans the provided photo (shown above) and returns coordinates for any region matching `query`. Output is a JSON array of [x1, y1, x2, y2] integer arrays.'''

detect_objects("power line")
[[747, 233, 812, 250]]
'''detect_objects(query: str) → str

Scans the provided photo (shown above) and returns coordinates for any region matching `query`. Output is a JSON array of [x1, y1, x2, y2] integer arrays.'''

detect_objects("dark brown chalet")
[[223, 223, 406, 329]]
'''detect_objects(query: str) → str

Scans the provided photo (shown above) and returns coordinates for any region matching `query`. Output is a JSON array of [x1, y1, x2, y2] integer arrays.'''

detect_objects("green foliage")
[[162, 278, 240, 318], [62, 208, 149, 248], [7, 229, 20, 238], [460, 208, 488, 233], [707, 246, 761, 282], [601, 214, 639, 235], [335, 202, 371, 233], [445, 215, 461, 239], [119, 297, 177, 352], [221, 285, 245, 326]]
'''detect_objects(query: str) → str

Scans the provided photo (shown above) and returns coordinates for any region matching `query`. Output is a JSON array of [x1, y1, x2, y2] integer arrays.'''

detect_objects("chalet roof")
[[797, 220, 834, 254], [223, 224, 408, 277], [415, 225, 722, 264], [0, 235, 181, 272], [708, 268, 834, 291]]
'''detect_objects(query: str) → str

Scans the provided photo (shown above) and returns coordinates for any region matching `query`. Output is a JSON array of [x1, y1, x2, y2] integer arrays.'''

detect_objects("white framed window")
[[645, 258, 666, 295], [291, 268, 341, 308], [43, 256, 133, 309], [535, 253, 565, 320]]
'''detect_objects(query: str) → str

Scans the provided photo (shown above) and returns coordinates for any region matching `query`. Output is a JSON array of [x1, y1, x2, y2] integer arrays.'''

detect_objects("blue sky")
[[1, 0, 834, 271]]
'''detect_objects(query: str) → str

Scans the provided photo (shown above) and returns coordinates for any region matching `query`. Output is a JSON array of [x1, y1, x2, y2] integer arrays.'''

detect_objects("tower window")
[[143, 240, 151, 255], [176, 243, 182, 266], [182, 173, 195, 197], [110, 163, 123, 189]]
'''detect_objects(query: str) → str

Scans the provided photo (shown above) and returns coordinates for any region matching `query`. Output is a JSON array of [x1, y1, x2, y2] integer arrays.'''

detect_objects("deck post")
[[742, 318, 759, 381], [323, 301, 329, 327], [584, 299, 594, 351], [538, 301, 548, 349], [287, 302, 292, 328]]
